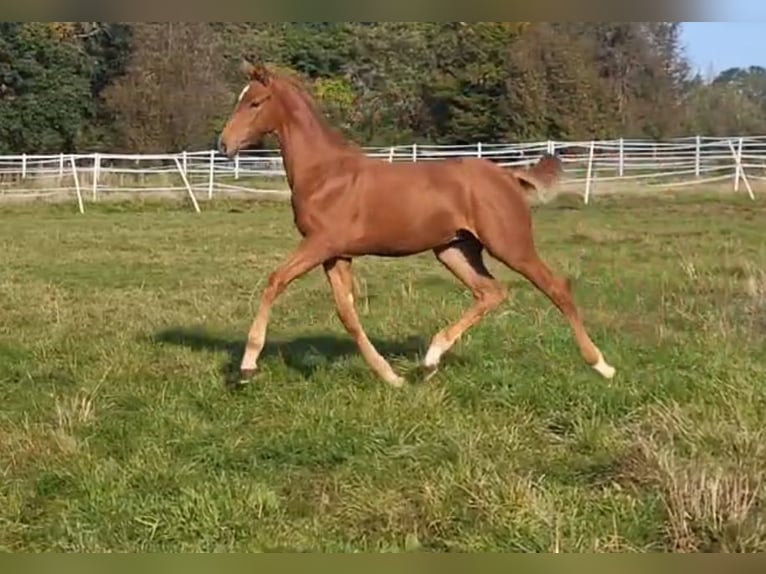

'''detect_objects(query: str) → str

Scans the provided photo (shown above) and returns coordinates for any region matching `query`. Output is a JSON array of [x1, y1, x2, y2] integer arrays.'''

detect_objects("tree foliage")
[[0, 22, 763, 153], [102, 23, 230, 152], [0, 23, 93, 153]]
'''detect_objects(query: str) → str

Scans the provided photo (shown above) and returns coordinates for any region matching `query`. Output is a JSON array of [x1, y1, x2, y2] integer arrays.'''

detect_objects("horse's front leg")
[[240, 237, 333, 380]]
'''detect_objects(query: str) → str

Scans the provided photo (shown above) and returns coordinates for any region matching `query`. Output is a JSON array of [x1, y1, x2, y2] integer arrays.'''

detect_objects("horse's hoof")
[[423, 365, 440, 382], [390, 376, 406, 388], [239, 368, 258, 382], [592, 353, 616, 380], [382, 372, 405, 388]]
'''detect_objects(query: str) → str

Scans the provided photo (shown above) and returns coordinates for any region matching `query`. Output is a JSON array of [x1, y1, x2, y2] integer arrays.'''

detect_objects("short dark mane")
[[272, 72, 359, 152]]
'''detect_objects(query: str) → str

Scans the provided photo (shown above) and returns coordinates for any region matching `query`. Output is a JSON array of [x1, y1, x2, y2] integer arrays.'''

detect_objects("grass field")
[[1, 190, 765, 552]]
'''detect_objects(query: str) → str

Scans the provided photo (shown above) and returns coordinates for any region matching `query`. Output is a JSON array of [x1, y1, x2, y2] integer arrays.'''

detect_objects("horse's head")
[[218, 59, 281, 159]]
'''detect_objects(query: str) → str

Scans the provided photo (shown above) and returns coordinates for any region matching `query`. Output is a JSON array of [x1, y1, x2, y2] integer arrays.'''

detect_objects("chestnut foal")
[[218, 61, 615, 387]]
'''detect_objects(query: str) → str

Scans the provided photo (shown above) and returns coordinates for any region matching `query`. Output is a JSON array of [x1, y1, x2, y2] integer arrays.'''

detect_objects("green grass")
[[1, 190, 765, 552]]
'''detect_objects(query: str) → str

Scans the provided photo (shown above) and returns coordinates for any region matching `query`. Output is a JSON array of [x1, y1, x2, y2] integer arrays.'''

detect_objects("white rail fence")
[[0, 136, 763, 213]]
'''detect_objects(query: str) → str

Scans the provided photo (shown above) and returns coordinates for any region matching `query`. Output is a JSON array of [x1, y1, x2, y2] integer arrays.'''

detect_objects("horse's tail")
[[507, 153, 563, 192]]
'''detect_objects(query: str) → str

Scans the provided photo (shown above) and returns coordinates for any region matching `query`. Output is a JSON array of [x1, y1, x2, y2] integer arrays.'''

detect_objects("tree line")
[[1, 22, 765, 155]]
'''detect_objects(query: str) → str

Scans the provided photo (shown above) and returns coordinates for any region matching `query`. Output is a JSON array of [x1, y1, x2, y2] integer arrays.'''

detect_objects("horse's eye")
[[250, 100, 260, 109]]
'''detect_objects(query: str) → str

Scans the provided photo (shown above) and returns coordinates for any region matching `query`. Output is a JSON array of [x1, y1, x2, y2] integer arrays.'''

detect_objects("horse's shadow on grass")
[[151, 326, 463, 387]]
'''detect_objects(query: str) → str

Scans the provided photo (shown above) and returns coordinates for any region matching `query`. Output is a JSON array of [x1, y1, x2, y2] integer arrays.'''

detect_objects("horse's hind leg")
[[482, 230, 615, 379], [424, 237, 507, 378], [520, 256, 614, 379]]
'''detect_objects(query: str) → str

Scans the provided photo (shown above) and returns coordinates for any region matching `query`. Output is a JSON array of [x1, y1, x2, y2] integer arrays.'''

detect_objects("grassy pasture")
[[1, 189, 765, 552]]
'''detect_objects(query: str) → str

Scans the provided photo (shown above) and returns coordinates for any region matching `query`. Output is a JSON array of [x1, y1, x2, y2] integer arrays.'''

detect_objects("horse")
[[217, 60, 616, 387]]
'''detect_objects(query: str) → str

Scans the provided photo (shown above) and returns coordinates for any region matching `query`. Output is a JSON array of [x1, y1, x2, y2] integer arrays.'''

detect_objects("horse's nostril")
[[217, 137, 225, 153]]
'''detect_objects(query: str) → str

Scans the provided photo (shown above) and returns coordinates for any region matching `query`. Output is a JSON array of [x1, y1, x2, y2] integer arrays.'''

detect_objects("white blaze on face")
[[237, 84, 250, 103]]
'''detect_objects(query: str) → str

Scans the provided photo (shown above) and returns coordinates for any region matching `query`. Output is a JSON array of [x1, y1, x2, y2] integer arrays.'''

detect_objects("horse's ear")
[[240, 56, 270, 85], [252, 63, 271, 86], [240, 58, 256, 78]]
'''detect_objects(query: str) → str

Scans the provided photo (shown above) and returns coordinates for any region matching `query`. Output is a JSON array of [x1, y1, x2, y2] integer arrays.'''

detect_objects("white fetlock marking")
[[593, 353, 616, 380], [424, 343, 445, 369], [241, 348, 260, 372]]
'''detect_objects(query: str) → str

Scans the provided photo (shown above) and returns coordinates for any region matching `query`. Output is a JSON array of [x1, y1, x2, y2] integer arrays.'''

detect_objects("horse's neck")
[[275, 87, 354, 191]]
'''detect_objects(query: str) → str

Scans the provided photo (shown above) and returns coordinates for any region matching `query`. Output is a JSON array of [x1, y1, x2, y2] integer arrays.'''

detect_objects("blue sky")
[[682, 19, 766, 76]]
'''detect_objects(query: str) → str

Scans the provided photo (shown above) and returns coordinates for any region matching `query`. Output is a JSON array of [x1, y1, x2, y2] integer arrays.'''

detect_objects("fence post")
[[92, 153, 100, 201], [208, 149, 215, 200], [182, 150, 188, 175], [727, 137, 754, 200], [412, 143, 417, 163], [734, 138, 742, 193], [22, 153, 27, 179], [695, 135, 701, 177], [547, 140, 554, 155], [70, 155, 84, 214], [234, 153, 240, 180], [584, 140, 596, 205], [737, 137, 744, 193], [618, 138, 624, 178], [174, 156, 201, 213], [58, 153, 64, 180], [477, 142, 483, 158], [388, 146, 395, 163]]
